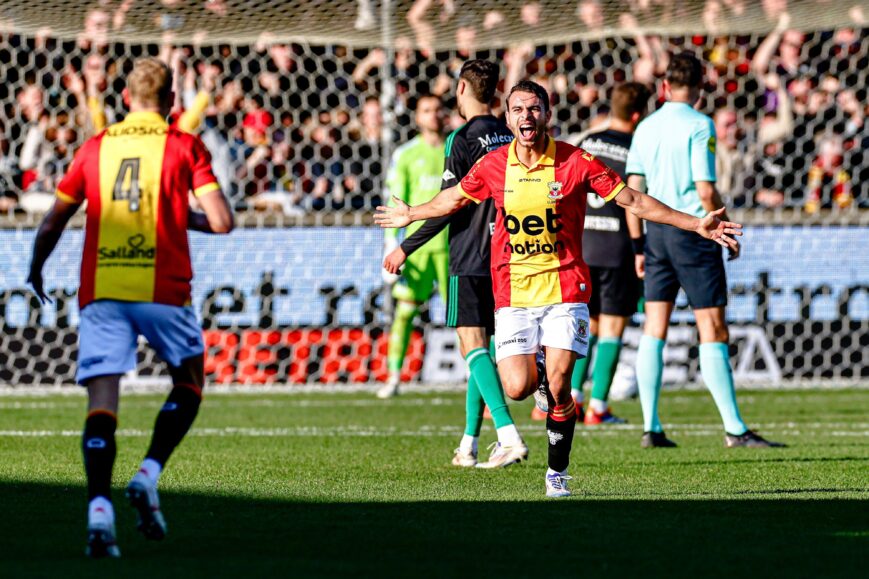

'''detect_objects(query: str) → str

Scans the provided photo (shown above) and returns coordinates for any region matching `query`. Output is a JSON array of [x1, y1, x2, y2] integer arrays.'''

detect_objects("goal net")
[[0, 1, 867, 387]]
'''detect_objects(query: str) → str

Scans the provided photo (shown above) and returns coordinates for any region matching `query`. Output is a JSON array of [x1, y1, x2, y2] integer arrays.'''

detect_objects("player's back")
[[576, 127, 633, 268], [57, 111, 220, 307], [442, 114, 513, 276], [629, 102, 714, 217]]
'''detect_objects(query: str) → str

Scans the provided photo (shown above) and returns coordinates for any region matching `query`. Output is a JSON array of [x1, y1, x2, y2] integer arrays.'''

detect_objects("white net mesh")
[[1, 0, 864, 46], [0, 2, 868, 386]]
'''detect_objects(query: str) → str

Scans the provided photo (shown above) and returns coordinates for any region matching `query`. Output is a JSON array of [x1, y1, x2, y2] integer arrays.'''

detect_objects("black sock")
[[145, 384, 202, 466], [83, 411, 117, 501], [546, 399, 577, 473]]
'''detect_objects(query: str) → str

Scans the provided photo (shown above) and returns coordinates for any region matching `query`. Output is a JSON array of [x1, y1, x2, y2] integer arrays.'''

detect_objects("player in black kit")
[[383, 60, 527, 469], [563, 82, 650, 425]]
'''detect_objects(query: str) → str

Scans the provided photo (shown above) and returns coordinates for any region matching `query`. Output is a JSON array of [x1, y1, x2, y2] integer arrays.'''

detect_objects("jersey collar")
[[507, 136, 556, 171], [122, 111, 169, 125]]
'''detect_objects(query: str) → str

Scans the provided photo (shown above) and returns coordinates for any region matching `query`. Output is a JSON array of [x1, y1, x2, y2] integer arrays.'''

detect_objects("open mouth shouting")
[[519, 121, 538, 141]]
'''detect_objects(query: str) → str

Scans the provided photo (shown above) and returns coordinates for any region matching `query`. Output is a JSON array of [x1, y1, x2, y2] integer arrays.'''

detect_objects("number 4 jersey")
[[56, 111, 220, 308]]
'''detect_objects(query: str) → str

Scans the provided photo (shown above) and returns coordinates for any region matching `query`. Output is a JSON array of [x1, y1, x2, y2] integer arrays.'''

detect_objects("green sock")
[[590, 338, 622, 404], [464, 374, 484, 437], [465, 347, 514, 429], [387, 301, 417, 374], [571, 334, 597, 397]]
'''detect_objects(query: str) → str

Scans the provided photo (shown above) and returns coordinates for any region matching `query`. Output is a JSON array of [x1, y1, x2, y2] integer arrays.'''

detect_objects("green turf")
[[1, 388, 867, 577]]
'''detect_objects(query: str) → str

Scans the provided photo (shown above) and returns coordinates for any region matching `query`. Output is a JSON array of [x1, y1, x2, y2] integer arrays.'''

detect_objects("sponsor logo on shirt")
[[97, 234, 156, 263], [502, 208, 565, 255], [106, 124, 168, 137], [585, 216, 620, 232], [477, 133, 514, 150]]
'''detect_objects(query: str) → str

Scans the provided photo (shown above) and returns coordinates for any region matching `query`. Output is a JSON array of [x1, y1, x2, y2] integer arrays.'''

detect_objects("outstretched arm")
[[29, 198, 81, 303], [613, 185, 742, 251], [374, 185, 470, 229]]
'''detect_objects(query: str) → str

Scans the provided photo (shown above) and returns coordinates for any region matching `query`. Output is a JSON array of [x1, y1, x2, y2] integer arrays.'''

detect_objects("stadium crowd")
[[0, 1, 866, 215]]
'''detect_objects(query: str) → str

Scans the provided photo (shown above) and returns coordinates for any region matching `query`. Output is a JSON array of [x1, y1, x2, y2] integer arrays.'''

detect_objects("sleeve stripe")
[[603, 181, 625, 202], [457, 185, 481, 204], [56, 190, 80, 204], [193, 182, 221, 198]]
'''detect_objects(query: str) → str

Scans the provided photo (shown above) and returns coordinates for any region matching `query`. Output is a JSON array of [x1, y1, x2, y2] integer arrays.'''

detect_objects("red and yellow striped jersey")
[[458, 138, 624, 309], [56, 111, 220, 308]]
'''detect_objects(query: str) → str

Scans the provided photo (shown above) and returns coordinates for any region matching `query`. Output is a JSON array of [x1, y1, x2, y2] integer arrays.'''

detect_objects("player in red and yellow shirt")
[[28, 58, 233, 558], [376, 80, 742, 497]]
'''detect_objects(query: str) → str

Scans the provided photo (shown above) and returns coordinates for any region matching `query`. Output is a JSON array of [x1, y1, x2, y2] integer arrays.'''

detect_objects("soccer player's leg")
[[128, 303, 207, 540], [380, 254, 431, 398], [458, 327, 525, 468], [693, 311, 785, 449], [585, 264, 638, 425], [449, 276, 524, 466], [77, 301, 139, 558], [474, 306, 539, 469], [637, 236, 679, 448], [585, 314, 628, 425], [539, 303, 588, 497], [567, 268, 603, 416]]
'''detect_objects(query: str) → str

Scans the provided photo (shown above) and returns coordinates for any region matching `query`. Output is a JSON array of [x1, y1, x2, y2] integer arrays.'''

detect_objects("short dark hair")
[[506, 80, 550, 112], [459, 59, 500, 103], [667, 52, 704, 88], [611, 82, 650, 121]]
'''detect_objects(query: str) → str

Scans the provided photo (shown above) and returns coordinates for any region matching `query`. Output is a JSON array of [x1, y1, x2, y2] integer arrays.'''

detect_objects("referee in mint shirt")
[[625, 52, 784, 449]]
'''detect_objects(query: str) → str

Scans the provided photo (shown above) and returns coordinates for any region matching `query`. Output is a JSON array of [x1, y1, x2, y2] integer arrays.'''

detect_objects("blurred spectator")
[[233, 103, 274, 199], [805, 135, 853, 213], [578, 0, 605, 32], [751, 12, 809, 83]]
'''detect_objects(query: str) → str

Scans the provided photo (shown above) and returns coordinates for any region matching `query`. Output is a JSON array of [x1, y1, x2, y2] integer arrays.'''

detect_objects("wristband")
[[631, 236, 646, 255]]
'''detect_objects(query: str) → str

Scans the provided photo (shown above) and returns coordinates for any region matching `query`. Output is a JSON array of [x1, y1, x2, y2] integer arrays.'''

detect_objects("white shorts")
[[494, 303, 590, 363], [77, 300, 205, 384]]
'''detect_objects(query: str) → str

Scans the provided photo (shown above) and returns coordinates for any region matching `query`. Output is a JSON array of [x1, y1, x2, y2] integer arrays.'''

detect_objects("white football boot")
[[475, 440, 529, 469], [126, 471, 168, 540]]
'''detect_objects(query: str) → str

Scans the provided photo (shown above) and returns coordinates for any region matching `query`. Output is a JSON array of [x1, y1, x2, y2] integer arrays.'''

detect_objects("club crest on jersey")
[[547, 181, 563, 201]]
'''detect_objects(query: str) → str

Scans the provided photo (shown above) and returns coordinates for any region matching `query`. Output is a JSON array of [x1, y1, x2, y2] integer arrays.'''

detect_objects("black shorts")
[[588, 263, 641, 318], [445, 275, 495, 334], [644, 222, 728, 309]]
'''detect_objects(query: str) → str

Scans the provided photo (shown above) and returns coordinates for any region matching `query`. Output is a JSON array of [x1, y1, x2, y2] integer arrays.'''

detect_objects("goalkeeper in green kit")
[[377, 95, 449, 398]]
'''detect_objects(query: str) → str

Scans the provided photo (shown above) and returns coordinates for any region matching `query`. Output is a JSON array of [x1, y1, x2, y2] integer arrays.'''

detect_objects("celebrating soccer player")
[[382, 60, 526, 468], [625, 53, 785, 449], [375, 80, 742, 497], [28, 57, 234, 557], [377, 95, 450, 399]]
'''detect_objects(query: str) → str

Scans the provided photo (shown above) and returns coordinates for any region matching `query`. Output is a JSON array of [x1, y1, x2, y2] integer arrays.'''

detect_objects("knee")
[[501, 375, 529, 401], [699, 322, 729, 344], [394, 300, 417, 321], [547, 377, 572, 405]]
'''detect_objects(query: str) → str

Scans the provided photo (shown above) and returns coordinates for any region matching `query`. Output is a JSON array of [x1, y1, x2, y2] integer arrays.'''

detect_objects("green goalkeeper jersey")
[[384, 135, 448, 255]]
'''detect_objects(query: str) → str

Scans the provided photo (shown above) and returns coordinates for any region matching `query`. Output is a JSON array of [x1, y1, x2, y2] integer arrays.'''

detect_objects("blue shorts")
[[643, 222, 728, 309], [77, 300, 205, 384]]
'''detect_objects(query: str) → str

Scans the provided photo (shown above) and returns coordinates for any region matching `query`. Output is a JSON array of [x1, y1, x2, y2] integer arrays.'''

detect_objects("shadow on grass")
[[4, 481, 867, 578]]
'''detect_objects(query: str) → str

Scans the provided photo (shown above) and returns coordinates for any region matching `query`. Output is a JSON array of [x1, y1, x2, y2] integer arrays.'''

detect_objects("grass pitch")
[[1, 388, 867, 577]]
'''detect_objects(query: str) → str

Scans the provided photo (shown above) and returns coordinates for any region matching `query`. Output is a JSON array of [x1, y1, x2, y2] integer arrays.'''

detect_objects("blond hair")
[[127, 57, 172, 107]]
